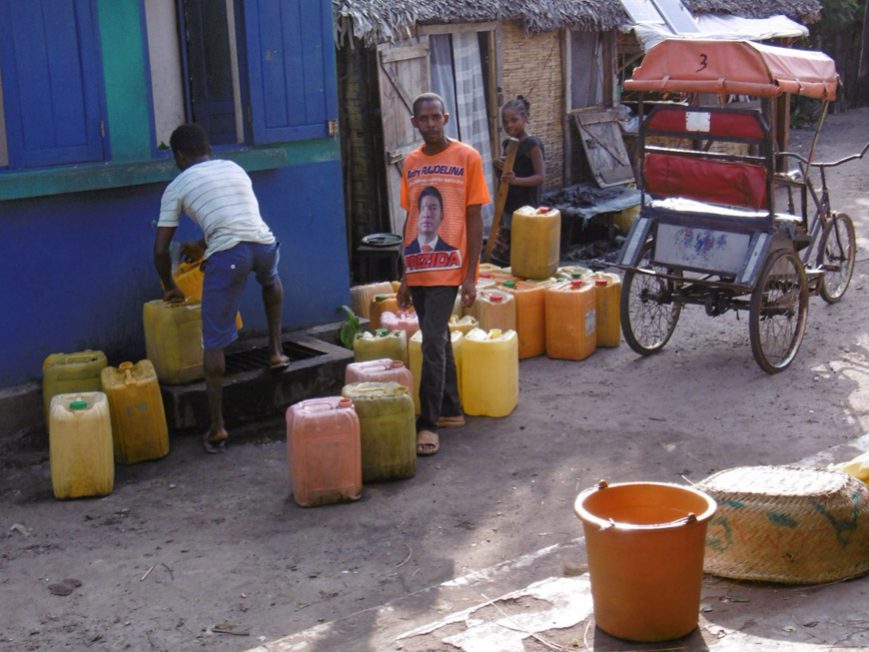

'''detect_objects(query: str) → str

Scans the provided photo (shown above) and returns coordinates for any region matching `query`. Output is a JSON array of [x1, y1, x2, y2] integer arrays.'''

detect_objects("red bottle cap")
[[595, 279, 608, 286], [491, 294, 503, 302], [571, 279, 584, 288]]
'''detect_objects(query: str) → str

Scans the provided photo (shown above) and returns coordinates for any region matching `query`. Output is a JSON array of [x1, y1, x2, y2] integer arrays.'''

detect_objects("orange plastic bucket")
[[574, 481, 716, 642]]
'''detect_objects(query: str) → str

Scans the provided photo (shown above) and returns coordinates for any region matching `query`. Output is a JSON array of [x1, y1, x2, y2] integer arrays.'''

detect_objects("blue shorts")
[[201, 241, 280, 350]]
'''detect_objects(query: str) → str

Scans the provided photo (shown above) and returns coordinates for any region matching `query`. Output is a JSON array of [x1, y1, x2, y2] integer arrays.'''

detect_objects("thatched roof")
[[333, 0, 628, 46], [334, 0, 822, 47], [683, 0, 820, 23]]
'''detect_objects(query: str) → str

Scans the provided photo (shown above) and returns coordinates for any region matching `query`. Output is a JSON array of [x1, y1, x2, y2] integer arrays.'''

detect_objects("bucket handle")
[[591, 481, 699, 530], [598, 512, 698, 531]]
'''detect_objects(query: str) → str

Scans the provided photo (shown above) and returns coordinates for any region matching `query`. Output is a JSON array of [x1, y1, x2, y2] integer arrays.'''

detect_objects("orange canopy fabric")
[[624, 39, 838, 100]]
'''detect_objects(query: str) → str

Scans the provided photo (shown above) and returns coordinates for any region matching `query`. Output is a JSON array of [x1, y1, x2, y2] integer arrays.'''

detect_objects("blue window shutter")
[[243, 0, 338, 143], [183, 0, 237, 145], [0, 0, 105, 168]]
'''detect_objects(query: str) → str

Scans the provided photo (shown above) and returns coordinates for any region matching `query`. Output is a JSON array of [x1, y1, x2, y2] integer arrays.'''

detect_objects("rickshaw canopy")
[[624, 39, 838, 100]]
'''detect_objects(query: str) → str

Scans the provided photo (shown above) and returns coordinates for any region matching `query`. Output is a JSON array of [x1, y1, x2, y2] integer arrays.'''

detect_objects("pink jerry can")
[[286, 397, 362, 507], [344, 358, 413, 394], [380, 310, 420, 338]]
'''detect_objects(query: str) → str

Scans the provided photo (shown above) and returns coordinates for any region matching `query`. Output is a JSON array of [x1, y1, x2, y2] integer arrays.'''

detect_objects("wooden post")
[[483, 137, 519, 263]]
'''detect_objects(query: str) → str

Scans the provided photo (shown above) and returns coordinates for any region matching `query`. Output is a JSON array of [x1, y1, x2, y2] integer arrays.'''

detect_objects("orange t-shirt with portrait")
[[400, 140, 491, 286]]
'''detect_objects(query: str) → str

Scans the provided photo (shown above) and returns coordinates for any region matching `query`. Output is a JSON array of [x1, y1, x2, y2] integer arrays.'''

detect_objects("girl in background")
[[491, 96, 545, 267]]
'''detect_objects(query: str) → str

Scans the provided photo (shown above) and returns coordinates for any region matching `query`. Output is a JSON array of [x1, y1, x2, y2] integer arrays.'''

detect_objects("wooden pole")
[[482, 137, 519, 263]]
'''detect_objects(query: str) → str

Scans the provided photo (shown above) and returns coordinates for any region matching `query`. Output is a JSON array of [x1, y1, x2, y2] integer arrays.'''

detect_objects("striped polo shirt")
[[157, 159, 275, 258]]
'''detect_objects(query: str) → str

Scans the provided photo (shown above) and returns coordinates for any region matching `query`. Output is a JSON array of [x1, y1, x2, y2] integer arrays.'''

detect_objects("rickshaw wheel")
[[818, 212, 856, 304], [621, 241, 682, 355], [749, 249, 808, 374]]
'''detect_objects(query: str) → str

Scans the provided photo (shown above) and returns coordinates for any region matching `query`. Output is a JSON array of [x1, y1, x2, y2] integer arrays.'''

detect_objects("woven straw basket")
[[698, 465, 869, 584]]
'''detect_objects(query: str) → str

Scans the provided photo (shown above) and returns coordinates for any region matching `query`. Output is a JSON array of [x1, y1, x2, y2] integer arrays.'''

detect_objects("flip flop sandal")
[[201, 433, 227, 454], [270, 356, 291, 371], [416, 430, 439, 456]]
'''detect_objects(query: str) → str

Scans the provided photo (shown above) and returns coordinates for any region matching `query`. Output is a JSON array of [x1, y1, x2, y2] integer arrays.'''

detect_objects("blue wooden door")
[[243, 0, 338, 143], [0, 0, 106, 168]]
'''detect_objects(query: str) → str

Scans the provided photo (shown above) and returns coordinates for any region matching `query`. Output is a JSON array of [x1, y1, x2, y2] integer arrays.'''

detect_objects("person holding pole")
[[491, 96, 546, 267]]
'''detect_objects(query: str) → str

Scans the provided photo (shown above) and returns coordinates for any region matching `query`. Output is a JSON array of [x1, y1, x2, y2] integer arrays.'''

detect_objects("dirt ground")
[[2, 107, 869, 652]]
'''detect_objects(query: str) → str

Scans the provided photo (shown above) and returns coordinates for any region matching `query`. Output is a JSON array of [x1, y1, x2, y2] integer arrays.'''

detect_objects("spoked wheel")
[[749, 249, 808, 373], [818, 212, 856, 303], [621, 241, 683, 354]]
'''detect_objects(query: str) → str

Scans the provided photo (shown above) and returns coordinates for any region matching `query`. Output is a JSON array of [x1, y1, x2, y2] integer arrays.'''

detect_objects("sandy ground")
[[2, 107, 869, 652]]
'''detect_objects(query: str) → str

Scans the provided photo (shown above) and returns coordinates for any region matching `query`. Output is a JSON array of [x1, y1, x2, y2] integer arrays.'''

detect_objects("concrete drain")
[[225, 340, 322, 374], [161, 331, 354, 430]]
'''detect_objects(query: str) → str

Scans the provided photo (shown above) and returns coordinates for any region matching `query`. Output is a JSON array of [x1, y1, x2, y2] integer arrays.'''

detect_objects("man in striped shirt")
[[153, 124, 289, 453]]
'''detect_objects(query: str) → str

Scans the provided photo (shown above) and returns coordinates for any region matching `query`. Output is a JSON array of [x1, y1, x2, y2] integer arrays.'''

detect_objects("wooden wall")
[[336, 43, 389, 257]]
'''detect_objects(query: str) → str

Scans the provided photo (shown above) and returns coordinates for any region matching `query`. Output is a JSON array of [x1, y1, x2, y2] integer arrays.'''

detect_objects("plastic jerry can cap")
[[571, 279, 584, 288], [503, 280, 516, 288], [595, 279, 608, 286], [69, 399, 88, 411], [571, 272, 584, 279], [538, 206, 551, 214], [374, 294, 388, 302], [338, 397, 353, 409], [490, 294, 504, 302], [375, 328, 389, 336]]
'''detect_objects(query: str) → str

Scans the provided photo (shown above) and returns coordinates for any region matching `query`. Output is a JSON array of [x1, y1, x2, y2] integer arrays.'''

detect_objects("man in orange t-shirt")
[[397, 92, 491, 456]]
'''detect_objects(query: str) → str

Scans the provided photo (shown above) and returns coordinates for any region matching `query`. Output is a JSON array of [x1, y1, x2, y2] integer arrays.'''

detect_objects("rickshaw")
[[617, 39, 867, 372]]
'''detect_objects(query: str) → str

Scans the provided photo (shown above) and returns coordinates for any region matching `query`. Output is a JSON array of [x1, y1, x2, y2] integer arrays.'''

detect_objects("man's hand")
[[397, 279, 411, 310], [162, 286, 185, 303], [180, 240, 206, 263], [460, 277, 477, 308]]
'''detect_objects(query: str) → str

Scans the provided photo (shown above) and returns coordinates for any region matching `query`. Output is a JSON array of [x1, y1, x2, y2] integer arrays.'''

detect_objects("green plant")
[[339, 305, 360, 349]]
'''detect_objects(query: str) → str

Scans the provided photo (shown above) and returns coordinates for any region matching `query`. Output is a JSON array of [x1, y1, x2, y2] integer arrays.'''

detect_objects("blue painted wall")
[[0, 0, 351, 388], [0, 160, 350, 387]]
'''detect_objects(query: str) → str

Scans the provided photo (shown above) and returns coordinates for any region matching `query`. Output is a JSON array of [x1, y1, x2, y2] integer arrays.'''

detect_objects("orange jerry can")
[[368, 293, 399, 331], [286, 397, 362, 507], [502, 280, 546, 359], [545, 279, 597, 361], [100, 361, 170, 464], [592, 273, 622, 347]]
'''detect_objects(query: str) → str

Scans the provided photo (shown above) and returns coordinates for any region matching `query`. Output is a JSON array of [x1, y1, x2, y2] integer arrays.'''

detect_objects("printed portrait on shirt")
[[404, 186, 458, 255], [402, 164, 468, 277]]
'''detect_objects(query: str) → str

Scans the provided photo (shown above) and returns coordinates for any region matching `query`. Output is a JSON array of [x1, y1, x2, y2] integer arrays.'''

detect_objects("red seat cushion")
[[644, 152, 768, 209]]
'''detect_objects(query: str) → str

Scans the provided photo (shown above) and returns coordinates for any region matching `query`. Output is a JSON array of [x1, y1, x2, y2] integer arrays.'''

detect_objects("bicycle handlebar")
[[777, 141, 869, 169]]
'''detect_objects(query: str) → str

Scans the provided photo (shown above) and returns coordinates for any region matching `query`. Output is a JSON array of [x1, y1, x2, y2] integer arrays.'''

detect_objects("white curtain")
[[429, 34, 459, 141], [571, 31, 604, 108], [449, 32, 495, 230]]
